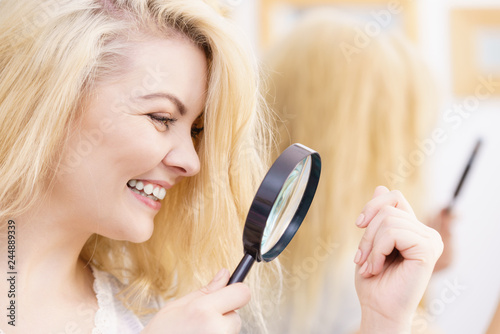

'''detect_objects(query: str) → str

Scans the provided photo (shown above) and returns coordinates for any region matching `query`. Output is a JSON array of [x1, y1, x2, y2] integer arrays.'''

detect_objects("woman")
[[263, 10, 448, 334], [0, 0, 273, 332], [0, 1, 442, 333]]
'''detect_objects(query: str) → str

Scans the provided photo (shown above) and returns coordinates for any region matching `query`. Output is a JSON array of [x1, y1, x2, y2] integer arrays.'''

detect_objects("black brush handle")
[[447, 139, 482, 212]]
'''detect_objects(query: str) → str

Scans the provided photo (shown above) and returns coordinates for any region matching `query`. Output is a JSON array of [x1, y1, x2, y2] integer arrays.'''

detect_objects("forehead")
[[93, 34, 209, 116], [130, 34, 207, 83]]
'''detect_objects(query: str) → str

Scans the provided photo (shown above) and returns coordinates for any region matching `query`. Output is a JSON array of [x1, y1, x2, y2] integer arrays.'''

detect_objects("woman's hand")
[[427, 208, 455, 272], [142, 269, 250, 334], [354, 186, 444, 334]]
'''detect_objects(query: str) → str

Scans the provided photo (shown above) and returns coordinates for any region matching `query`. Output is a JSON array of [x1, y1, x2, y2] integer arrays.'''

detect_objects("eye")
[[148, 114, 177, 131]]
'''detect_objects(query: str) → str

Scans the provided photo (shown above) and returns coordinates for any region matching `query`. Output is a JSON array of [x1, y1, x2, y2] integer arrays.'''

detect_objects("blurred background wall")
[[224, 0, 500, 333]]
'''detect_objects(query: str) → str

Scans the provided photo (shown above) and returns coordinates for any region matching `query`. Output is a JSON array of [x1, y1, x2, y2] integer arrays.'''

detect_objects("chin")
[[108, 217, 155, 243], [126, 230, 154, 243]]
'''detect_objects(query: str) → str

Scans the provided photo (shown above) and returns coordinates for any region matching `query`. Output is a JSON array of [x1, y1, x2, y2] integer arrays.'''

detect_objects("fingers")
[[148, 269, 249, 334], [355, 206, 423, 266], [439, 208, 455, 229], [357, 217, 443, 278], [205, 283, 251, 314], [432, 208, 455, 272], [199, 268, 231, 295], [175, 268, 250, 314], [427, 208, 455, 237], [177, 268, 230, 305], [355, 187, 415, 228], [360, 224, 431, 278], [354, 187, 444, 277], [223, 311, 243, 333], [372, 185, 390, 198]]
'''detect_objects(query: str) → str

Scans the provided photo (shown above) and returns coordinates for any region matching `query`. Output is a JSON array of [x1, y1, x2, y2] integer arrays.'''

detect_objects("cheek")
[[50, 126, 167, 225], [96, 121, 168, 179], [58, 123, 163, 190]]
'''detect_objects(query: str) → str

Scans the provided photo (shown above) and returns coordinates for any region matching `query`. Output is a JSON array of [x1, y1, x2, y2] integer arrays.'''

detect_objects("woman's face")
[[52, 35, 207, 242]]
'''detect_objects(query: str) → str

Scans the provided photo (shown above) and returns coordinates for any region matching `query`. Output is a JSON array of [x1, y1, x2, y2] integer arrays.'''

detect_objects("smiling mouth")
[[127, 179, 166, 201]]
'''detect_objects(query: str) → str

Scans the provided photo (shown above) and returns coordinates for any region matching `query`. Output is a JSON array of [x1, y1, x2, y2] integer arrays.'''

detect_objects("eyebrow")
[[139, 92, 186, 116]]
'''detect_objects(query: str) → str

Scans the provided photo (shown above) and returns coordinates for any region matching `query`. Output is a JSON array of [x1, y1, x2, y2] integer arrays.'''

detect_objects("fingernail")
[[354, 249, 362, 264], [213, 268, 226, 282], [358, 261, 368, 275], [355, 213, 365, 226]]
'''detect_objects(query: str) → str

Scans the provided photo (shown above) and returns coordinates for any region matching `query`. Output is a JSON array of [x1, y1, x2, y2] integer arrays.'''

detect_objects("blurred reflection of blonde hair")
[[263, 9, 437, 333]]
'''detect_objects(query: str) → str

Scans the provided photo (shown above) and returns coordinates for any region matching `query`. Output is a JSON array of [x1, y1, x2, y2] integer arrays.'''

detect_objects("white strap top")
[[91, 266, 156, 333], [0, 266, 158, 334]]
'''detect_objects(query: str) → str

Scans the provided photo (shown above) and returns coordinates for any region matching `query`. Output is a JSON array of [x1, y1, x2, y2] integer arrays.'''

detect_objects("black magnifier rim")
[[242, 143, 321, 262]]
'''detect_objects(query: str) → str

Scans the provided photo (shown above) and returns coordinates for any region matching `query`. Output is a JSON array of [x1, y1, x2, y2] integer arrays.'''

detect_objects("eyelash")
[[149, 114, 177, 130], [149, 114, 204, 139]]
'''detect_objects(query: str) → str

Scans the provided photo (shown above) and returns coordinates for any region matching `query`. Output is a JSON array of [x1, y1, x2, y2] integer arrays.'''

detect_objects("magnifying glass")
[[228, 143, 321, 284]]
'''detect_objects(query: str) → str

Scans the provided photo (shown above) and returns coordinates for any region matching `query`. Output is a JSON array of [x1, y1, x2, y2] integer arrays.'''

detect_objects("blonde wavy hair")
[[263, 10, 437, 332], [0, 0, 276, 331]]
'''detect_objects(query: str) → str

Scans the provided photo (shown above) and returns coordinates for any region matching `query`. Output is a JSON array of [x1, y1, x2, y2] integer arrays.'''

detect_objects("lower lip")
[[128, 187, 162, 211]]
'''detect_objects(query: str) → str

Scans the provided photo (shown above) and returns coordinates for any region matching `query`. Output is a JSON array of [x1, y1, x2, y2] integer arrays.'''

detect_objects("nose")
[[162, 133, 200, 177]]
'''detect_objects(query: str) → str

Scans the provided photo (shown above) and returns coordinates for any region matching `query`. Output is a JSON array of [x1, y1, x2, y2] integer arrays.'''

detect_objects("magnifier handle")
[[228, 253, 255, 285]]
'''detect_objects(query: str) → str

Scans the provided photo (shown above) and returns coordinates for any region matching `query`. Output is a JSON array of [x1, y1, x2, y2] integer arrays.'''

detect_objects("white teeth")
[[127, 179, 167, 201], [144, 184, 153, 195]]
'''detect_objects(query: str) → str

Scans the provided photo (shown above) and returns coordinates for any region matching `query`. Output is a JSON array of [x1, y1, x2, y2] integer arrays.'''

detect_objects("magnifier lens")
[[228, 144, 321, 285], [261, 156, 312, 254]]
